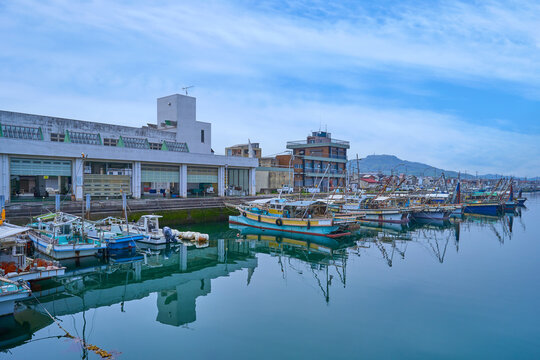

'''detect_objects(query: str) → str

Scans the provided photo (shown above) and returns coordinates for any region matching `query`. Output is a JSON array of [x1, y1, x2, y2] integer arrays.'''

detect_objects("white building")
[[0, 94, 257, 202]]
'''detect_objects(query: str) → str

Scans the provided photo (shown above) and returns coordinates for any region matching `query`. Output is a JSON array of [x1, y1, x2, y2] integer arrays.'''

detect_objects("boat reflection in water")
[[0, 208, 522, 355], [231, 223, 352, 303], [0, 240, 257, 352]]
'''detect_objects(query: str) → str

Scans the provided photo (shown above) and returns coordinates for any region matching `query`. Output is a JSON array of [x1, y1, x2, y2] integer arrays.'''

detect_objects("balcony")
[[287, 138, 350, 149]]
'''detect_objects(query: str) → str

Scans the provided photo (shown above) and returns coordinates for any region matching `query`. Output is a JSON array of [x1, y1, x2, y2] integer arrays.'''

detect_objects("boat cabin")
[[251, 199, 330, 219], [136, 215, 162, 234], [0, 223, 29, 274]]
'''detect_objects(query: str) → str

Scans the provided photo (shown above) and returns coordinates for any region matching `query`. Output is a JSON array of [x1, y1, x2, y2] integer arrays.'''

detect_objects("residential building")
[[225, 143, 261, 159], [0, 94, 258, 202], [286, 131, 349, 190]]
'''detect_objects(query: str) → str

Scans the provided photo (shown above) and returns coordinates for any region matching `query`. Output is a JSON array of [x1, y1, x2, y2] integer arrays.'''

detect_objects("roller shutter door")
[[141, 165, 179, 183], [187, 167, 218, 183], [10, 158, 71, 176]]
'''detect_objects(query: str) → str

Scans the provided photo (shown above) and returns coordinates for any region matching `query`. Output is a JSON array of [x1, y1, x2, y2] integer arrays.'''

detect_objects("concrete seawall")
[[6, 196, 268, 225]]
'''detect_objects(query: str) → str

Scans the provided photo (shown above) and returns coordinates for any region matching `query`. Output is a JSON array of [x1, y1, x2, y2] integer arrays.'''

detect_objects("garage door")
[[10, 158, 71, 176], [187, 167, 218, 183], [141, 165, 180, 183]]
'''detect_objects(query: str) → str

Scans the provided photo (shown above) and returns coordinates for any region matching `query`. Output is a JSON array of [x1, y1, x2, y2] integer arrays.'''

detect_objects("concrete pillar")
[[179, 164, 187, 197], [218, 166, 225, 197], [132, 161, 141, 199], [0, 155, 9, 203], [72, 158, 83, 201], [249, 167, 256, 196]]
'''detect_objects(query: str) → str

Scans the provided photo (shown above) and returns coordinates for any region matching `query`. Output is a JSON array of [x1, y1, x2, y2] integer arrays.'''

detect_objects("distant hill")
[[347, 154, 471, 178]]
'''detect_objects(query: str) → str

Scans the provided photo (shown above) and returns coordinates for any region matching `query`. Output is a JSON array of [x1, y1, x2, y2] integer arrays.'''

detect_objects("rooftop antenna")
[[182, 86, 194, 95]]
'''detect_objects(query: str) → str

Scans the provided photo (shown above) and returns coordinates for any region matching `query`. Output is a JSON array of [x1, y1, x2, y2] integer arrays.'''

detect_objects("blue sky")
[[1, 0, 539, 176]]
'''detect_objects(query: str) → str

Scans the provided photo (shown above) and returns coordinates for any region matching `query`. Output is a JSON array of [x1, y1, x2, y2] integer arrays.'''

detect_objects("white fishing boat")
[[128, 215, 209, 248], [27, 213, 106, 260]]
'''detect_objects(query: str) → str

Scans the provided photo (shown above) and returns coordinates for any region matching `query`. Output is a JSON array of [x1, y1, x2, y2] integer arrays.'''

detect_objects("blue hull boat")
[[463, 203, 501, 216]]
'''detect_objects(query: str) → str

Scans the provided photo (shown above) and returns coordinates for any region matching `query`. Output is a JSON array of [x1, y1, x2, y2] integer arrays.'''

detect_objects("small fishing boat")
[[128, 215, 210, 249], [411, 206, 454, 221], [360, 207, 410, 224], [85, 217, 144, 251], [127, 215, 177, 247], [0, 203, 65, 281], [327, 194, 410, 225], [0, 277, 31, 316], [0, 223, 65, 282], [27, 212, 106, 260], [228, 199, 352, 238]]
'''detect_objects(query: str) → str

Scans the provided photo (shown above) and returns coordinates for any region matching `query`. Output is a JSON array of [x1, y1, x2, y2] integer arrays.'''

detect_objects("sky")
[[0, 0, 539, 177]]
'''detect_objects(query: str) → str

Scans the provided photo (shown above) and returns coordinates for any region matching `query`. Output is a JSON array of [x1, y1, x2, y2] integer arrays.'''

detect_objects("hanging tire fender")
[[276, 218, 283, 226]]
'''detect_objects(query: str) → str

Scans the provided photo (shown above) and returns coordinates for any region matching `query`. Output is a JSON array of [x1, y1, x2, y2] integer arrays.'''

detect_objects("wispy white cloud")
[[0, 0, 539, 176], [3, 0, 540, 85], [198, 90, 540, 177]]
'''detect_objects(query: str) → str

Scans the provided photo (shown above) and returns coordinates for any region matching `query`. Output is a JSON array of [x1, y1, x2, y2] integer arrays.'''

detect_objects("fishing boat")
[[127, 215, 210, 249], [0, 277, 31, 316], [85, 217, 144, 251], [228, 199, 353, 238], [503, 184, 516, 212], [411, 205, 455, 221], [27, 212, 106, 260], [360, 206, 410, 224], [0, 223, 65, 281], [515, 189, 527, 206], [463, 202, 502, 216]]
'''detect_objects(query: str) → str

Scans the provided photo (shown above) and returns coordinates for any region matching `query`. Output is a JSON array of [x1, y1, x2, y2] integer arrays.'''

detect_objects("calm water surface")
[[2, 194, 540, 359]]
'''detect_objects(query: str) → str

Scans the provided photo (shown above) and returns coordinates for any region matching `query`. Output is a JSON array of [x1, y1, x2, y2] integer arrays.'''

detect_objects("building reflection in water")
[[0, 211, 520, 352]]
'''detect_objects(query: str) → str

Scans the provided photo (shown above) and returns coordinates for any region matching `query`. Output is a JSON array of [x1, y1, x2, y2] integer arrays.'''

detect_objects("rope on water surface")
[[30, 292, 116, 359]]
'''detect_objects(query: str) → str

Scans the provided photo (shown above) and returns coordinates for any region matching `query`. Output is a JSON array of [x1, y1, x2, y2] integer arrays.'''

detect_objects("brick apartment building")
[[286, 131, 349, 191]]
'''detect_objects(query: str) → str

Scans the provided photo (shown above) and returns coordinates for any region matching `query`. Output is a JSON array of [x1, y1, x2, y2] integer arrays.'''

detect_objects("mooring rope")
[[30, 292, 115, 359]]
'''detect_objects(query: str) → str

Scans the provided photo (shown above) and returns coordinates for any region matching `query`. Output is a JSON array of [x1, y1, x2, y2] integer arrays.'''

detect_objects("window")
[[163, 141, 189, 152], [50, 132, 65, 142], [149, 142, 162, 150], [121, 137, 149, 149], [1, 124, 43, 140], [201, 130, 205, 143], [103, 138, 118, 146], [67, 130, 101, 145]]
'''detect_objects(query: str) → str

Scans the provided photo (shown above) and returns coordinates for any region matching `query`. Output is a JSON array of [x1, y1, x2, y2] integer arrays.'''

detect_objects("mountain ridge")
[[347, 155, 537, 179]]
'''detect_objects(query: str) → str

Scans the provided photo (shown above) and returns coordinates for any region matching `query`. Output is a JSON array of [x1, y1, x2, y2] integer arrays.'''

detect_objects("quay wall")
[[6, 196, 267, 225]]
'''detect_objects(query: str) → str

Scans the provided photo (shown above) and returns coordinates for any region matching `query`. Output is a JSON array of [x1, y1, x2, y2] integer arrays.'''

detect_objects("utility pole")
[[80, 153, 87, 241]]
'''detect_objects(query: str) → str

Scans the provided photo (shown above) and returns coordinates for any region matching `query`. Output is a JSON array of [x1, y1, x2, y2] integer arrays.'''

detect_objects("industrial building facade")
[[0, 94, 257, 202]]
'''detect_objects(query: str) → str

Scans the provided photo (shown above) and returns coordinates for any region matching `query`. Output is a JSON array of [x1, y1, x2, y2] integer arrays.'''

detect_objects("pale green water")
[[2, 194, 539, 359]]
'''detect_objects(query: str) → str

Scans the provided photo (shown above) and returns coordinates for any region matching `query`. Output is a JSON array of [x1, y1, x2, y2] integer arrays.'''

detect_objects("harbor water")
[[2, 194, 539, 359]]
